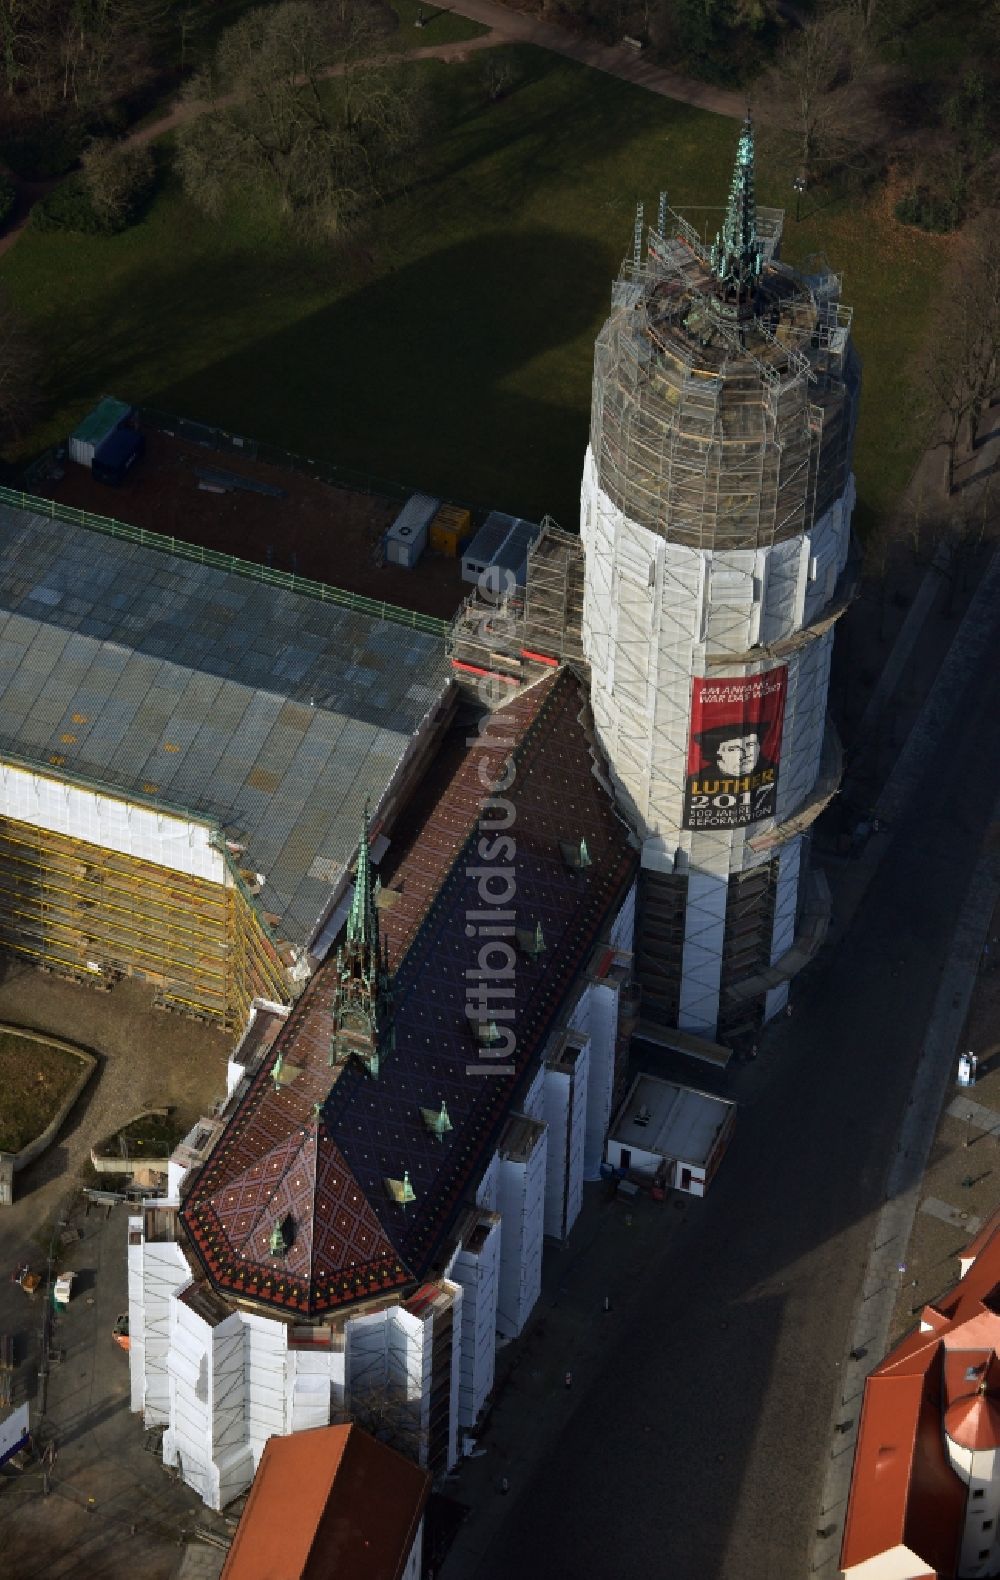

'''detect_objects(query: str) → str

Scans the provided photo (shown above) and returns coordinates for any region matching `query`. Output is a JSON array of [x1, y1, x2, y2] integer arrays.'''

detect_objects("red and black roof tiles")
[[182, 668, 637, 1315]]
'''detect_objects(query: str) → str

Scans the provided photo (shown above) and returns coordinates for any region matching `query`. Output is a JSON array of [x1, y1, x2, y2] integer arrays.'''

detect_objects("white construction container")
[[461, 512, 540, 589], [461, 512, 517, 587], [68, 397, 133, 468], [385, 493, 439, 569]]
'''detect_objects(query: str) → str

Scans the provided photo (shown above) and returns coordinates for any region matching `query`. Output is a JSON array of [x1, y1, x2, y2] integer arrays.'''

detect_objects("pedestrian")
[[500, 1476, 509, 1496], [749, 1042, 758, 1061], [603, 1294, 611, 1313], [564, 1371, 573, 1389]]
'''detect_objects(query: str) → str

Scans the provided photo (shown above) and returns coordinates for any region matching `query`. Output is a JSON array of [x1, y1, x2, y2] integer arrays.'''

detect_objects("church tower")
[[580, 117, 860, 1040]]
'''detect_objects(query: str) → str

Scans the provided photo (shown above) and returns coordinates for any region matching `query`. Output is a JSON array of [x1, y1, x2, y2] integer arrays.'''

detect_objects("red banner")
[[683, 670, 787, 830]]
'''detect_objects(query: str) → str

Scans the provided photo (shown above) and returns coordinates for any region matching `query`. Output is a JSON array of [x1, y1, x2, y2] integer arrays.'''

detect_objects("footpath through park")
[[439, 0, 744, 115]]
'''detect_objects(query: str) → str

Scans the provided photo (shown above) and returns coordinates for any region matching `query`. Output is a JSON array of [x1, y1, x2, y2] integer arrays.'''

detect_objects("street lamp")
[[793, 175, 806, 223]]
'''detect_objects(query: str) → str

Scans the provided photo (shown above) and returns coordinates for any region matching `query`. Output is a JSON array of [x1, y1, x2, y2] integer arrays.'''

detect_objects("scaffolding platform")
[[633, 1020, 733, 1069]]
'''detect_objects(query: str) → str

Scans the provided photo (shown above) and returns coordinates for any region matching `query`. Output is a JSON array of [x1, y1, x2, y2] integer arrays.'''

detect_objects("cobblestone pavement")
[[0, 968, 230, 1302], [0, 1199, 232, 1580], [810, 801, 1000, 1576], [891, 886, 1000, 1342], [0, 970, 232, 1574], [442, 550, 1000, 1579]]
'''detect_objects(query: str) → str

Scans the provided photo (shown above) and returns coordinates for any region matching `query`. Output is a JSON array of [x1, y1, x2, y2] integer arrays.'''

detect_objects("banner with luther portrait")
[[683, 669, 787, 831]]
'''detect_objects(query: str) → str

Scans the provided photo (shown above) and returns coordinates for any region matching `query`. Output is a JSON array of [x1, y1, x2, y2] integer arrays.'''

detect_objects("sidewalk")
[[441, 1176, 696, 1576], [439, 530, 1000, 1576], [809, 813, 1000, 1576], [807, 556, 1000, 1575], [443, 0, 744, 115]]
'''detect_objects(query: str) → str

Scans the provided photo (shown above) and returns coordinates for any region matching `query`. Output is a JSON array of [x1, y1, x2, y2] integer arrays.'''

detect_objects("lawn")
[[0, 1031, 85, 1153], [3, 46, 945, 533], [390, 0, 488, 45]]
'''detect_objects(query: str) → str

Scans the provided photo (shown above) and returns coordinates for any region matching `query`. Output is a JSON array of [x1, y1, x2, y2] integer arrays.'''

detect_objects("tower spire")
[[710, 111, 762, 320], [329, 798, 393, 1079], [347, 799, 376, 950]]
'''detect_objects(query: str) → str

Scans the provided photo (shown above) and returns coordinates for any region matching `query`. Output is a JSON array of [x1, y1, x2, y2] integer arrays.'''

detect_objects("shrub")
[[895, 186, 962, 234], [32, 175, 107, 235], [0, 172, 15, 229], [32, 142, 157, 235]]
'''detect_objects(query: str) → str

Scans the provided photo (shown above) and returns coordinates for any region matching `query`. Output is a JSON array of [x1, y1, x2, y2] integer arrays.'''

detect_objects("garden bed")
[[0, 1029, 89, 1154], [92, 1109, 184, 1171]]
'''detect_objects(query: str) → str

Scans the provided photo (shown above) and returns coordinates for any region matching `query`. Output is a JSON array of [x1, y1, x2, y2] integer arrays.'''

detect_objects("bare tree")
[[481, 45, 518, 103], [924, 222, 1000, 493], [1, 0, 161, 114], [0, 0, 35, 96], [81, 137, 155, 228], [176, 0, 419, 235], [174, 0, 212, 70], [0, 292, 41, 445], [757, 10, 883, 189], [334, 1385, 426, 1463]]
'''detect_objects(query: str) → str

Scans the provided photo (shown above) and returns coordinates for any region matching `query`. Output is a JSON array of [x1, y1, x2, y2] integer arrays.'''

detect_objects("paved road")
[[464, 598, 1000, 1575]]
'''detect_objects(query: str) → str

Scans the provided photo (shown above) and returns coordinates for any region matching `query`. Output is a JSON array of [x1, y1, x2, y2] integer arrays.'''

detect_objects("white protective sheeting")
[[0, 761, 225, 883]]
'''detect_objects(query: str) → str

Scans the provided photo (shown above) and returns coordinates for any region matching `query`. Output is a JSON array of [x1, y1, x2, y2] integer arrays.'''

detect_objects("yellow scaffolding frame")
[[0, 816, 289, 1031]]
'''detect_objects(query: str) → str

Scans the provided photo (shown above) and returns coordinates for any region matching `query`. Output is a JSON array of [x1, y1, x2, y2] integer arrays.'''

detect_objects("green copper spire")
[[329, 797, 393, 1079], [347, 799, 377, 949], [710, 112, 762, 316]]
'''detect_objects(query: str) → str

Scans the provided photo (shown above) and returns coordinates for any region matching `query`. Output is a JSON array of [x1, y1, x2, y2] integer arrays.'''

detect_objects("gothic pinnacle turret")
[[329, 800, 393, 1078], [710, 112, 762, 319]]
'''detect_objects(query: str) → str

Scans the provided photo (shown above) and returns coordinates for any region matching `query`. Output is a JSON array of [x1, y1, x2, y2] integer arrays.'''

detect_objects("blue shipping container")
[[93, 427, 145, 486]]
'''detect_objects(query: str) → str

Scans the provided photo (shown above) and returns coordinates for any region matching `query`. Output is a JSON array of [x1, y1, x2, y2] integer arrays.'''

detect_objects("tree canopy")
[[175, 0, 421, 235]]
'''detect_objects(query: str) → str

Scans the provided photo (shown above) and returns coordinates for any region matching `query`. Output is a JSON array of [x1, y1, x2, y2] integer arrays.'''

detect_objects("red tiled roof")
[[220, 1423, 429, 1580], [189, 1122, 410, 1311], [942, 1350, 1000, 1450], [182, 667, 638, 1314], [841, 1218, 1000, 1577], [944, 1390, 1000, 1451], [841, 1347, 964, 1576]]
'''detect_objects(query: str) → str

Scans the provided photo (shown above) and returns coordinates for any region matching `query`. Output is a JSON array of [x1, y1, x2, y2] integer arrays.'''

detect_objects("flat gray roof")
[[0, 504, 450, 948], [611, 1074, 734, 1166]]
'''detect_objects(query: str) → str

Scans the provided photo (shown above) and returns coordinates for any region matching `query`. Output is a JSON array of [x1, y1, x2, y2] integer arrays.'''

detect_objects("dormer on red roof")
[[180, 666, 638, 1317]]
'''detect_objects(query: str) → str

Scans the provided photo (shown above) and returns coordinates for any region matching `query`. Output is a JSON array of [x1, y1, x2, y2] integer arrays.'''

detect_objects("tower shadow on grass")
[[152, 228, 609, 524], [49, 229, 610, 528]]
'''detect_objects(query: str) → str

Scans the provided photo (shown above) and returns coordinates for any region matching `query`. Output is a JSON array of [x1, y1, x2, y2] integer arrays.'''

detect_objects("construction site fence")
[[0, 484, 448, 639]]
